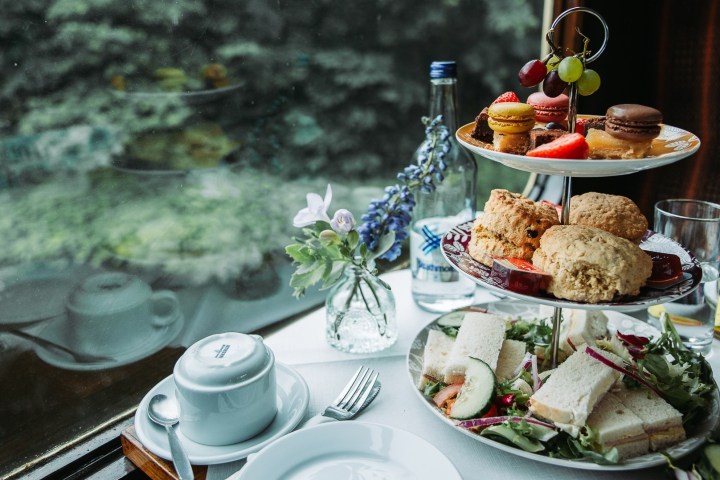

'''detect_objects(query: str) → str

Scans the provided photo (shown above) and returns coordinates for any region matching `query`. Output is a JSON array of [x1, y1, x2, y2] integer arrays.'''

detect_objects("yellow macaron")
[[487, 102, 536, 134]]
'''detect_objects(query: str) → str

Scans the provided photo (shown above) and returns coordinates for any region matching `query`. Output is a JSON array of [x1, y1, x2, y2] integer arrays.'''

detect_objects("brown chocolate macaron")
[[605, 104, 662, 141]]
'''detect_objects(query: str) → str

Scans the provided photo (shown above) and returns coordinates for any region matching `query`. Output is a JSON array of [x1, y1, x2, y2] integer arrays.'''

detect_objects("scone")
[[479, 189, 560, 250], [468, 219, 536, 266], [569, 192, 649, 243], [532, 225, 652, 303]]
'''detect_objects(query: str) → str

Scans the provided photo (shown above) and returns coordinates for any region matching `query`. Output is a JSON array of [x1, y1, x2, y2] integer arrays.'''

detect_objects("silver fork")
[[304, 365, 380, 426]]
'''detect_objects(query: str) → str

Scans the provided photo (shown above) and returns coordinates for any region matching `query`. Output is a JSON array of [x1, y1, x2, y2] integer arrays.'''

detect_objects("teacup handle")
[[150, 290, 182, 328]]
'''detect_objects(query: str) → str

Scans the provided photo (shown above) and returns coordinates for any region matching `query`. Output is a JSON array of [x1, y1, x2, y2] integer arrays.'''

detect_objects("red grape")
[[542, 70, 568, 98], [518, 59, 546, 87]]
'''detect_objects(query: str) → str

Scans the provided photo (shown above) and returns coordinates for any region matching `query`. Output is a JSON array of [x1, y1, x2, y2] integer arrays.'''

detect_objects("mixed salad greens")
[[423, 310, 718, 470]]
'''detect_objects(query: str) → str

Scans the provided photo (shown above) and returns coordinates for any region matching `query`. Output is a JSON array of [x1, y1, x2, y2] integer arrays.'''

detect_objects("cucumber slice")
[[437, 311, 465, 328], [449, 357, 496, 420], [481, 424, 544, 453]]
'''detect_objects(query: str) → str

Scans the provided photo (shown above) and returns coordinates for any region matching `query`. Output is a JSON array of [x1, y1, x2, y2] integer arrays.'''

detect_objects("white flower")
[[293, 184, 332, 227], [330, 209, 355, 234]]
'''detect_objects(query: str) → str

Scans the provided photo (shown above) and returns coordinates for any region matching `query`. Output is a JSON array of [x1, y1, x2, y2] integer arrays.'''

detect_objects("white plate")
[[456, 121, 700, 177], [34, 310, 184, 371], [229, 421, 462, 480], [134, 363, 309, 465], [407, 300, 720, 471], [441, 221, 703, 312]]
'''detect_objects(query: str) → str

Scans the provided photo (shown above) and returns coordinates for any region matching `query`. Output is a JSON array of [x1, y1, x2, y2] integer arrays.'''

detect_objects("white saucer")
[[229, 421, 461, 480], [0, 274, 80, 328], [134, 363, 309, 465], [34, 312, 184, 371]]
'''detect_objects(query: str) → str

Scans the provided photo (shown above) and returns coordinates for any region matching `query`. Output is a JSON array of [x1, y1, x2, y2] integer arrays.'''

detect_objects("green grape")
[[546, 55, 561, 73], [558, 56, 583, 83], [577, 69, 601, 96]]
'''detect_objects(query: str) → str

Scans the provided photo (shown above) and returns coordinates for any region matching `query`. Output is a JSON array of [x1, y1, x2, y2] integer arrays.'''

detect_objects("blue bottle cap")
[[429, 61, 457, 79]]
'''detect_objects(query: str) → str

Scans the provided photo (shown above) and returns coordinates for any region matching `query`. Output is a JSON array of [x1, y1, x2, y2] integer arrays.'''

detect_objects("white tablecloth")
[[207, 269, 720, 480]]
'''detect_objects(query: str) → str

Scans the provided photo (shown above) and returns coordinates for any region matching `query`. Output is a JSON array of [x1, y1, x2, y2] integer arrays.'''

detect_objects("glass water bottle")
[[410, 61, 477, 312]]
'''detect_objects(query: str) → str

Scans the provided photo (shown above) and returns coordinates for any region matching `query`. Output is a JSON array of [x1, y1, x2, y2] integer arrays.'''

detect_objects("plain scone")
[[569, 192, 649, 243], [532, 225, 652, 303]]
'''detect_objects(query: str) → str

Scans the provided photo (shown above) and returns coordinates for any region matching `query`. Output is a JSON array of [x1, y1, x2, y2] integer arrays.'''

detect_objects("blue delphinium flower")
[[358, 185, 415, 261], [359, 115, 450, 261]]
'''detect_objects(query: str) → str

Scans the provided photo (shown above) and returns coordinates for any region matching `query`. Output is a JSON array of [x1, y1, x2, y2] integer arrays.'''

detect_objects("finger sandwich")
[[442, 312, 507, 384], [528, 349, 623, 434], [586, 392, 650, 459], [538, 306, 609, 355], [417, 329, 456, 388], [612, 385, 686, 451], [495, 339, 528, 381]]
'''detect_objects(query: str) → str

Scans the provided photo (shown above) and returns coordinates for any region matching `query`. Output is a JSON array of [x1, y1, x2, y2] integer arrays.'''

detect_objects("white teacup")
[[173, 332, 277, 446], [65, 272, 181, 357]]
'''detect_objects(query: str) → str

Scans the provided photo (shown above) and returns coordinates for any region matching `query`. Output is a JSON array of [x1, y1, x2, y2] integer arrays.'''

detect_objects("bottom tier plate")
[[407, 300, 719, 471]]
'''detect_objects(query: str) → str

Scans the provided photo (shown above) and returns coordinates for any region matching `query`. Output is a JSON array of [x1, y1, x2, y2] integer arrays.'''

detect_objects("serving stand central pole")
[[549, 175, 573, 367], [549, 81, 578, 368]]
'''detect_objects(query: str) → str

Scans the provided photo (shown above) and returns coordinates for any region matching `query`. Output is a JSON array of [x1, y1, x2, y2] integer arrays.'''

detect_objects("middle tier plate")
[[441, 220, 702, 312]]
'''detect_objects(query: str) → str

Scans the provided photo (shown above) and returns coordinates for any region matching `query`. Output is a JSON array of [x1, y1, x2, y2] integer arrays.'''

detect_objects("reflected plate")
[[134, 364, 309, 465], [34, 312, 183, 371], [407, 300, 720, 471], [441, 220, 702, 311], [229, 421, 462, 480], [456, 120, 700, 177]]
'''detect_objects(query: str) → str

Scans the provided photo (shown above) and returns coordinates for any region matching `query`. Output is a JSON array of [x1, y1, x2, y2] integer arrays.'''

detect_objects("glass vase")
[[325, 266, 397, 354]]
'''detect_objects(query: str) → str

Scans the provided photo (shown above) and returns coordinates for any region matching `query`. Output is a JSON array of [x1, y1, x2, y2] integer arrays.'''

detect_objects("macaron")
[[605, 104, 662, 141], [487, 102, 536, 134], [527, 92, 569, 124]]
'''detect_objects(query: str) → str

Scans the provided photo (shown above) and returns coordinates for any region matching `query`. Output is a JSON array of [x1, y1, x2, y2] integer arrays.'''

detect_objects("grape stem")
[[545, 26, 594, 65]]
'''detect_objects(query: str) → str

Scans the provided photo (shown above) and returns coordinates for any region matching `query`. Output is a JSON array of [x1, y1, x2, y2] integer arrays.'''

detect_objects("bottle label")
[[410, 218, 460, 283]]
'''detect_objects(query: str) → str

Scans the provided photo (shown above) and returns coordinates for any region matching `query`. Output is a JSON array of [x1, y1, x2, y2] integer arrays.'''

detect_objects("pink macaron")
[[527, 92, 569, 124]]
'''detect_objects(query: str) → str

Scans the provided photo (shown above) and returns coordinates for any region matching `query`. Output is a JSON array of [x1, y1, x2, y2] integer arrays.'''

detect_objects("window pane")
[[0, 1, 540, 475]]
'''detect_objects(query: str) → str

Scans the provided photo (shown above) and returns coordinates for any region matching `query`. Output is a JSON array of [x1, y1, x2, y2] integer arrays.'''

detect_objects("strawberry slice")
[[526, 132, 589, 159], [575, 117, 589, 135], [491, 91, 521, 104]]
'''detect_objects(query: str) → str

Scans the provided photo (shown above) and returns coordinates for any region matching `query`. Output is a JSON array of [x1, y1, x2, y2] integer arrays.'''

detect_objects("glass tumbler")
[[652, 199, 720, 355]]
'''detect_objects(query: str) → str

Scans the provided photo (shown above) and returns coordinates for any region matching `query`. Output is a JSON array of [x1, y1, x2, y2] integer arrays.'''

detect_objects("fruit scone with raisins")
[[468, 189, 560, 267]]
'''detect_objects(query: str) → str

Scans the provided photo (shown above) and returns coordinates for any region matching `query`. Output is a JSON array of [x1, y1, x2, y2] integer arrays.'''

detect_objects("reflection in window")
[[0, 1, 540, 477]]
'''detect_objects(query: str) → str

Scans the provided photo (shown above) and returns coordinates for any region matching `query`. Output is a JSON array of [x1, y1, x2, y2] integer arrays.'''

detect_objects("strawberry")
[[491, 91, 521, 104], [575, 117, 589, 135], [526, 133, 589, 159]]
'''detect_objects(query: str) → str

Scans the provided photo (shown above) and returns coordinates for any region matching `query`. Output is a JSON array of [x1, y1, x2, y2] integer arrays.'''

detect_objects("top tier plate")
[[456, 120, 700, 177]]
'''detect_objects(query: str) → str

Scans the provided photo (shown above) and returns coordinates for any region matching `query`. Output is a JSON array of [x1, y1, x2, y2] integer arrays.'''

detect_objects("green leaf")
[[317, 243, 344, 261], [289, 261, 325, 297], [358, 242, 368, 258], [368, 231, 395, 261], [346, 230, 360, 250], [285, 243, 313, 263], [322, 260, 348, 289]]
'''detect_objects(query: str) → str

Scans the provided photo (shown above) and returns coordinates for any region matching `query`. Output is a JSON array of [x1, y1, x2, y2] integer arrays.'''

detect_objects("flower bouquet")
[[286, 116, 452, 352]]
